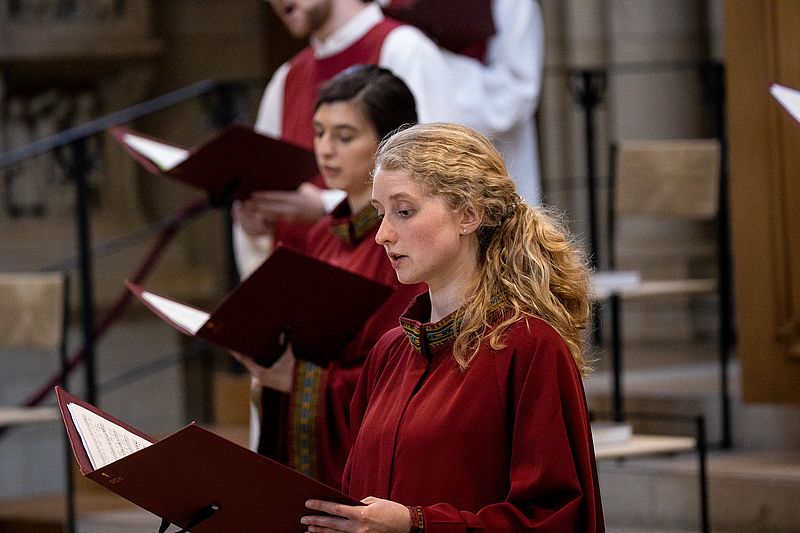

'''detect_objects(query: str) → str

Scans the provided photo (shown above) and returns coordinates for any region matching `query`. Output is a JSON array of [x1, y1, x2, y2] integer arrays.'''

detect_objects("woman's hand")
[[301, 497, 412, 533], [246, 182, 326, 224], [230, 346, 295, 393], [232, 198, 274, 237]]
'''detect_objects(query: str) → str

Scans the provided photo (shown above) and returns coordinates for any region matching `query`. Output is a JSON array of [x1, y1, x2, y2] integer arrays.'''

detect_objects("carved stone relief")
[[0, 0, 157, 275], [7, 0, 128, 23], [0, 89, 102, 221]]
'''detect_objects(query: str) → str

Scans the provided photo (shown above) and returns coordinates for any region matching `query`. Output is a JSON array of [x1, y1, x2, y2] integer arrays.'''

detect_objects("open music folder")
[[109, 123, 319, 204], [55, 386, 359, 532], [127, 245, 394, 366]]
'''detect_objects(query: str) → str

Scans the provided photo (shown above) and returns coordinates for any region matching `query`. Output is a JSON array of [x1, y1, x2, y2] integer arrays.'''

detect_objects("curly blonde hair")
[[374, 123, 592, 376]]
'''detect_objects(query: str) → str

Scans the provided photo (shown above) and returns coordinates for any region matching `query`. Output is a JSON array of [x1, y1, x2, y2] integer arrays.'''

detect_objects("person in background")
[[233, 0, 453, 279], [438, 0, 545, 205], [301, 123, 604, 531], [233, 66, 425, 489]]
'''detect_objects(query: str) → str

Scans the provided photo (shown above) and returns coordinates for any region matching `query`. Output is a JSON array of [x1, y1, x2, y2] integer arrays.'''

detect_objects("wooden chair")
[[0, 271, 74, 532], [591, 138, 723, 423], [607, 138, 721, 276], [589, 141, 721, 533]]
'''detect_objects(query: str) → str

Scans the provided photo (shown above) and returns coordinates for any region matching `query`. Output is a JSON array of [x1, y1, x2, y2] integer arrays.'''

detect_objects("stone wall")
[[540, 0, 725, 342]]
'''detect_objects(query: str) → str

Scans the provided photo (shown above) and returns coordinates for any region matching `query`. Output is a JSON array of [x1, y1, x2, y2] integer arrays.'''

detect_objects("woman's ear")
[[459, 204, 483, 235]]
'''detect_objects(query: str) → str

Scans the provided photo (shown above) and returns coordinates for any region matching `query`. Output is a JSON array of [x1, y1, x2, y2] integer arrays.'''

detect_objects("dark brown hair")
[[315, 64, 418, 141]]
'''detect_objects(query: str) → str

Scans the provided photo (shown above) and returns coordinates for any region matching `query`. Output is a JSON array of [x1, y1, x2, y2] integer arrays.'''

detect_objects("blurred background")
[[0, 1, 798, 531]]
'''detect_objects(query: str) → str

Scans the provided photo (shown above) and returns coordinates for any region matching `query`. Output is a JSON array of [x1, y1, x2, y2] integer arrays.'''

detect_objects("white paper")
[[141, 290, 209, 334], [320, 189, 347, 213], [591, 422, 633, 446], [770, 83, 800, 124], [591, 270, 642, 291], [67, 403, 152, 470], [123, 133, 189, 171]]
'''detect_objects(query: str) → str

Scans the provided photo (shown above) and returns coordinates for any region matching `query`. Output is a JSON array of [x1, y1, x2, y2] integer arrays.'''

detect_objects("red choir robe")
[[344, 293, 605, 531], [272, 18, 401, 251], [259, 201, 425, 489]]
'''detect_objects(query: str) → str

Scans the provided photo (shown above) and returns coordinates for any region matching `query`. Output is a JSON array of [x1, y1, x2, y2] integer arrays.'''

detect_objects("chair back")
[[0, 272, 67, 350], [608, 138, 722, 271], [614, 139, 721, 220]]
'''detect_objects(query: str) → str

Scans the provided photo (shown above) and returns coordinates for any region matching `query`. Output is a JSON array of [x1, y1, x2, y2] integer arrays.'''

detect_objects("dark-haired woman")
[[234, 65, 424, 489]]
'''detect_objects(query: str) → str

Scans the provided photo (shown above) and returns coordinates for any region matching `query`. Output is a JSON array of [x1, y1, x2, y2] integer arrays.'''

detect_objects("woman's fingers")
[[302, 500, 358, 532], [305, 499, 357, 518]]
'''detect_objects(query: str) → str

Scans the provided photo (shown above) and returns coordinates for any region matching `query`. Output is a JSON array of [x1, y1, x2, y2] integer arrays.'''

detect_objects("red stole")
[[281, 18, 401, 150], [273, 18, 401, 251]]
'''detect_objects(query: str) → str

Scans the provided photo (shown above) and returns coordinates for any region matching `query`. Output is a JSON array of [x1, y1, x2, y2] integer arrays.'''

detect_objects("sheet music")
[[67, 403, 152, 470], [141, 290, 209, 334], [770, 83, 800, 124], [123, 132, 189, 171]]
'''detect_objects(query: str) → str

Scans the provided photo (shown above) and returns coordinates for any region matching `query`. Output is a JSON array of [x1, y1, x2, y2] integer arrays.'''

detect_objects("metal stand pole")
[[60, 275, 76, 533], [700, 59, 733, 449], [696, 415, 710, 532], [569, 68, 607, 269], [610, 294, 624, 422], [569, 68, 608, 348], [70, 137, 98, 405]]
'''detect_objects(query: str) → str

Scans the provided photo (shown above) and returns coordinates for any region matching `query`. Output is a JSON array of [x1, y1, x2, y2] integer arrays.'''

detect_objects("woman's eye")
[[397, 209, 413, 218]]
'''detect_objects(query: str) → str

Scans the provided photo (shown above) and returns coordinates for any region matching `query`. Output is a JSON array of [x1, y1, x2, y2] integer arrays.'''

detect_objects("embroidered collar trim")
[[400, 292, 509, 354], [329, 202, 381, 245]]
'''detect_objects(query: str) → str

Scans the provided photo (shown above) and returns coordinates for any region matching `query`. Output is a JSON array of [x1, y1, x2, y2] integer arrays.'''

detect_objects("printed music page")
[[140, 290, 209, 334], [67, 403, 152, 470], [123, 133, 189, 171]]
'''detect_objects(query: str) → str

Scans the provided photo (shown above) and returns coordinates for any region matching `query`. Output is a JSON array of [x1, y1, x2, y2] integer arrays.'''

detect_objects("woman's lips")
[[387, 252, 407, 268], [322, 166, 340, 177]]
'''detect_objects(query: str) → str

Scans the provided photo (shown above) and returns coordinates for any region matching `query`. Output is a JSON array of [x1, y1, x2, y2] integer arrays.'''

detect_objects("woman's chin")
[[321, 175, 339, 189], [394, 270, 421, 286]]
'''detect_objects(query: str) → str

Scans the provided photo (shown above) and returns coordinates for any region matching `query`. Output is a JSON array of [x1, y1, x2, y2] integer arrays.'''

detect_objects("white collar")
[[310, 3, 385, 59]]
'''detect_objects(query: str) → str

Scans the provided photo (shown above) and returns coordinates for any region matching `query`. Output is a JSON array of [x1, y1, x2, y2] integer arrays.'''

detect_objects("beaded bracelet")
[[407, 505, 424, 532]]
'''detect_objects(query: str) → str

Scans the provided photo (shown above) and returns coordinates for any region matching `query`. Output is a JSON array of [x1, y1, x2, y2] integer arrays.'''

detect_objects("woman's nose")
[[316, 134, 334, 157], [375, 216, 394, 245]]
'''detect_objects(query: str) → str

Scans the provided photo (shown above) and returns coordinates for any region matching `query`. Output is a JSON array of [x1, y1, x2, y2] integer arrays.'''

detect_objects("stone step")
[[599, 451, 800, 532], [585, 359, 733, 445], [79, 507, 165, 533], [586, 357, 800, 451], [0, 489, 138, 533], [586, 351, 800, 532]]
